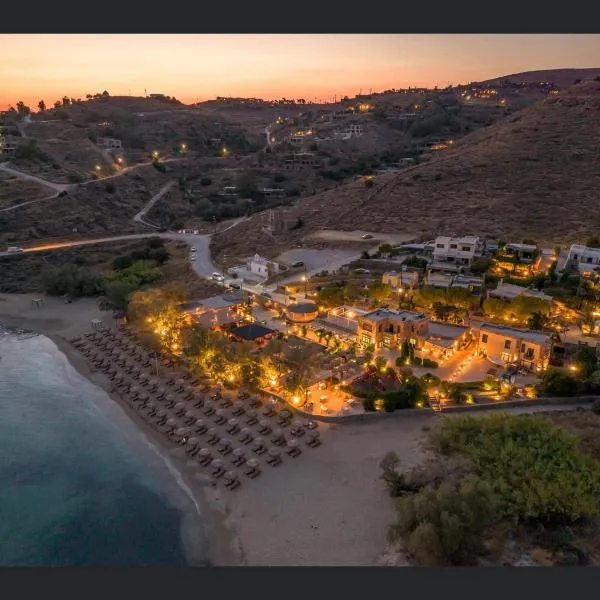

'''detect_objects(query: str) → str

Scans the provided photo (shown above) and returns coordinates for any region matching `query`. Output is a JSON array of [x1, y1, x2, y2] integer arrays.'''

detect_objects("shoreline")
[[0, 298, 244, 567]]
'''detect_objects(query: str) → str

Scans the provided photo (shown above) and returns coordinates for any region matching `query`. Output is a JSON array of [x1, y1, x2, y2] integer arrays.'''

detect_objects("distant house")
[[284, 152, 319, 171], [178, 293, 245, 328], [502, 243, 538, 262], [562, 244, 600, 277], [230, 323, 275, 343], [426, 272, 484, 292], [472, 322, 552, 372], [346, 124, 363, 137], [247, 254, 282, 278], [259, 187, 286, 200], [431, 235, 484, 270], [97, 137, 123, 152], [488, 282, 553, 303], [0, 135, 18, 154], [382, 270, 419, 290]]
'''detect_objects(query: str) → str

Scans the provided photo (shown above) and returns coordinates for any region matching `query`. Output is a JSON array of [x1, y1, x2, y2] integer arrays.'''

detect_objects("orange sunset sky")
[[2, 34, 600, 109]]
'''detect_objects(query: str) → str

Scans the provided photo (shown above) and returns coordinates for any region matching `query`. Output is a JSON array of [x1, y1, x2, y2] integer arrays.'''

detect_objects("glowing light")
[[152, 150, 159, 159], [94, 165, 101, 171], [292, 395, 300, 405]]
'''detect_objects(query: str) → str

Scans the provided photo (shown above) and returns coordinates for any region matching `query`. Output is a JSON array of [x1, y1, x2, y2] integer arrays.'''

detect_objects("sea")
[[0, 325, 208, 566]]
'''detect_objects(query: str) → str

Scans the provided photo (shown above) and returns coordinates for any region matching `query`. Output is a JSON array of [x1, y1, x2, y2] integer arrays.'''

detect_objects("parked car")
[[229, 283, 241, 290], [260, 292, 272, 299], [354, 268, 370, 274], [361, 234, 373, 239], [190, 246, 196, 252], [211, 272, 224, 281], [292, 261, 305, 268]]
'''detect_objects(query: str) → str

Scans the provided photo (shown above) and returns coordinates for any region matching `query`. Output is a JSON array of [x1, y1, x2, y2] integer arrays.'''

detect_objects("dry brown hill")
[[479, 68, 600, 88], [212, 80, 600, 258]]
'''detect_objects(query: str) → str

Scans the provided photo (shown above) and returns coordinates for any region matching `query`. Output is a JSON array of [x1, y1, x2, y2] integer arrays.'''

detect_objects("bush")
[[422, 358, 439, 369], [200, 177, 212, 186], [112, 254, 134, 271], [391, 474, 498, 566], [591, 399, 600, 415], [429, 413, 600, 524], [104, 181, 116, 194], [541, 369, 580, 397], [412, 356, 423, 366], [362, 396, 376, 411], [153, 161, 167, 173]]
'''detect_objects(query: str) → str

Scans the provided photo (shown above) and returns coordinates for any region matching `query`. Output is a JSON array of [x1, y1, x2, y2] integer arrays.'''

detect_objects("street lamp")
[[180, 143, 187, 152], [152, 150, 160, 161], [301, 273, 308, 297]]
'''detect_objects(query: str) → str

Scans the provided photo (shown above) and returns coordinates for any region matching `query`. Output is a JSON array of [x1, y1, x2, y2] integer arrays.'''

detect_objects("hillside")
[[479, 68, 600, 88], [212, 80, 600, 259]]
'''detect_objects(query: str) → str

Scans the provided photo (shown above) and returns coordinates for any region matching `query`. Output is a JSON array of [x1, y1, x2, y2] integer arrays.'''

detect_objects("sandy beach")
[[0, 292, 436, 566]]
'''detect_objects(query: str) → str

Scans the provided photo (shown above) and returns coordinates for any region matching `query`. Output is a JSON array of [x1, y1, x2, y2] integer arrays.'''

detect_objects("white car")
[[190, 247, 196, 252], [190, 256, 196, 261], [211, 272, 224, 281]]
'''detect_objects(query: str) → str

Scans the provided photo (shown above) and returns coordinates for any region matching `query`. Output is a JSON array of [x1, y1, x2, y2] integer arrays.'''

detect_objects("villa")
[[382, 270, 419, 290], [430, 235, 485, 271], [179, 293, 246, 328], [357, 309, 428, 350], [471, 322, 552, 371], [247, 254, 282, 278], [488, 282, 553, 303], [419, 321, 471, 361], [561, 243, 600, 277]]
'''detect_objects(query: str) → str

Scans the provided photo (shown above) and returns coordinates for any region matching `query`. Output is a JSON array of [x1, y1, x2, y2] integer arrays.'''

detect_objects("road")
[[132, 180, 177, 228]]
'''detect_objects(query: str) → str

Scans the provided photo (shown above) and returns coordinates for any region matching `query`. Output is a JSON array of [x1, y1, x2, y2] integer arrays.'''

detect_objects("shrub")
[[429, 413, 600, 524], [200, 177, 212, 186], [391, 474, 498, 566], [112, 254, 134, 271], [541, 369, 580, 397], [104, 181, 116, 194], [422, 358, 438, 368], [379, 452, 422, 497], [153, 161, 167, 173], [362, 396, 375, 411], [591, 399, 600, 415], [412, 356, 423, 366]]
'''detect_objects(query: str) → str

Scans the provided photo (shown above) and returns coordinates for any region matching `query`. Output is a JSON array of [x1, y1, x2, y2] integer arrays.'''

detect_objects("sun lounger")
[[239, 428, 254, 445], [244, 458, 261, 479], [223, 471, 241, 490], [252, 438, 266, 455], [197, 448, 212, 466], [207, 428, 220, 445], [286, 439, 302, 457], [210, 459, 225, 478], [271, 429, 286, 447], [218, 439, 232, 455], [231, 448, 246, 467], [306, 430, 321, 448], [266, 448, 282, 466], [214, 409, 227, 425], [257, 419, 272, 435], [245, 410, 258, 426], [227, 418, 240, 435]]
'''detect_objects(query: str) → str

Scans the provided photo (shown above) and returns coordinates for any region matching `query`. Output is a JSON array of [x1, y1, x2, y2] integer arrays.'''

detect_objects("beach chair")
[[252, 438, 266, 455], [197, 448, 212, 467], [231, 448, 246, 467], [220, 393, 233, 408], [286, 439, 302, 458], [210, 459, 225, 478], [239, 428, 254, 445], [257, 419, 272, 436], [266, 448, 283, 467], [193, 395, 205, 409], [244, 459, 261, 479], [207, 428, 220, 445], [214, 409, 228, 426], [306, 431, 321, 448], [248, 395, 262, 408], [262, 405, 276, 418], [232, 400, 246, 417], [203, 400, 216, 416], [227, 418, 241, 435], [277, 411, 292, 427], [271, 429, 287, 447], [245, 410, 258, 426], [217, 438, 232, 455], [223, 471, 241, 490], [195, 419, 208, 435]]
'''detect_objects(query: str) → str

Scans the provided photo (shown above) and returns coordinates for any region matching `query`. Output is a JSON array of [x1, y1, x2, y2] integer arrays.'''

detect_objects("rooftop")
[[506, 243, 537, 252], [230, 323, 275, 341], [179, 293, 243, 312], [287, 302, 318, 314], [489, 283, 553, 302], [361, 308, 427, 323], [476, 323, 551, 345], [426, 321, 469, 340]]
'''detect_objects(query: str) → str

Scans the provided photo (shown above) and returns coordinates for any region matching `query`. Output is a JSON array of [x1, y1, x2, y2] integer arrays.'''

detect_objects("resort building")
[[431, 235, 484, 269], [488, 282, 553, 303], [247, 254, 282, 278], [286, 302, 319, 324], [502, 243, 538, 262], [418, 321, 471, 361], [357, 309, 428, 350], [471, 322, 552, 371], [382, 270, 419, 290], [562, 244, 600, 277], [179, 293, 245, 329]]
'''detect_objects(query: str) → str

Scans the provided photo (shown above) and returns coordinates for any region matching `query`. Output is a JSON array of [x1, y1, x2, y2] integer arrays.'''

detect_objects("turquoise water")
[[0, 327, 207, 566]]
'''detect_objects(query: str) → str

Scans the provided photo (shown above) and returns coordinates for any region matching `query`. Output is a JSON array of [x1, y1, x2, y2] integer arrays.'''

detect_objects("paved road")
[[0, 162, 70, 193]]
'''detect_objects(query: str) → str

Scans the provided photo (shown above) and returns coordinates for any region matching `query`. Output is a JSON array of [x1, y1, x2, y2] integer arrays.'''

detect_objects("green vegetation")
[[384, 413, 600, 565], [482, 294, 552, 325]]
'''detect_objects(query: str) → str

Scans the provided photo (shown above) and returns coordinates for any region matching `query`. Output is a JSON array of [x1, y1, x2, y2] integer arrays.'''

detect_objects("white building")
[[432, 235, 483, 268], [488, 282, 553, 303], [563, 244, 600, 277], [247, 254, 282, 278], [346, 124, 363, 137]]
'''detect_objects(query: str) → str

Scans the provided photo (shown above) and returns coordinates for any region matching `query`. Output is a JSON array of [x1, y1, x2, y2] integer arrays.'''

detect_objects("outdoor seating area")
[[69, 324, 325, 492]]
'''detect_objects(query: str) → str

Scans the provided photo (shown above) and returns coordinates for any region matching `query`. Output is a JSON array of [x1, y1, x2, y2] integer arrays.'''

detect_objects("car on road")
[[260, 292, 272, 299], [190, 256, 196, 261], [291, 261, 305, 268], [6, 246, 24, 253], [361, 234, 373, 239], [228, 283, 241, 290], [190, 246, 196, 252], [354, 268, 370, 274], [211, 272, 225, 281]]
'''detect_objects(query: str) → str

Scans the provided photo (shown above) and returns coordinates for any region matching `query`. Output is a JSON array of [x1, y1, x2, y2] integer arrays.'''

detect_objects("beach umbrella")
[[185, 410, 196, 420], [174, 402, 185, 411], [198, 448, 211, 458], [254, 437, 265, 447], [175, 428, 188, 437], [227, 418, 239, 427], [246, 409, 257, 418], [130, 386, 140, 395], [287, 439, 299, 449], [246, 458, 259, 469], [233, 448, 245, 458], [184, 385, 194, 395], [272, 428, 284, 439], [165, 394, 175, 403], [268, 447, 281, 457], [204, 399, 215, 409], [258, 419, 270, 429], [280, 410, 291, 419], [224, 471, 237, 482], [308, 430, 320, 439], [176, 378, 185, 386], [207, 427, 218, 437], [233, 400, 244, 409], [219, 438, 231, 447], [292, 419, 304, 429], [222, 392, 233, 401], [187, 437, 199, 447], [156, 409, 167, 418], [166, 418, 177, 427], [195, 419, 206, 428], [157, 387, 166, 397], [210, 459, 223, 469], [240, 427, 251, 437]]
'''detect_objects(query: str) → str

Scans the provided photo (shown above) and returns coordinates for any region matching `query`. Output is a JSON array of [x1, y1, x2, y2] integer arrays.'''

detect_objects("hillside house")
[[259, 187, 286, 200], [382, 270, 419, 290], [471, 323, 552, 372], [219, 186, 238, 197], [488, 282, 553, 303], [179, 294, 245, 329], [357, 309, 428, 350], [346, 124, 363, 137], [425, 272, 484, 292], [419, 321, 471, 361], [431, 235, 484, 270], [284, 152, 320, 170], [502, 243, 538, 262], [562, 244, 600, 277], [97, 137, 123, 152], [247, 254, 282, 278]]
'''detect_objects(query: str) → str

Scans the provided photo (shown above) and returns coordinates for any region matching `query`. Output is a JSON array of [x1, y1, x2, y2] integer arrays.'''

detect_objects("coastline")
[[0, 294, 244, 567]]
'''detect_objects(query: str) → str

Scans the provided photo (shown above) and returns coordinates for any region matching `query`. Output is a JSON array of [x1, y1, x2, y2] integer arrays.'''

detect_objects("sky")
[[1, 34, 600, 109]]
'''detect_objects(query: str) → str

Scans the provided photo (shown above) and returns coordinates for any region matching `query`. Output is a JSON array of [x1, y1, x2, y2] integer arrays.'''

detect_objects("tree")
[[98, 279, 139, 312], [15, 100, 30, 116], [112, 254, 134, 271], [37, 100, 46, 113], [53, 100, 61, 109], [575, 346, 598, 378], [527, 311, 546, 331], [378, 243, 393, 255], [62, 96, 70, 106], [367, 281, 392, 303], [541, 369, 580, 397]]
